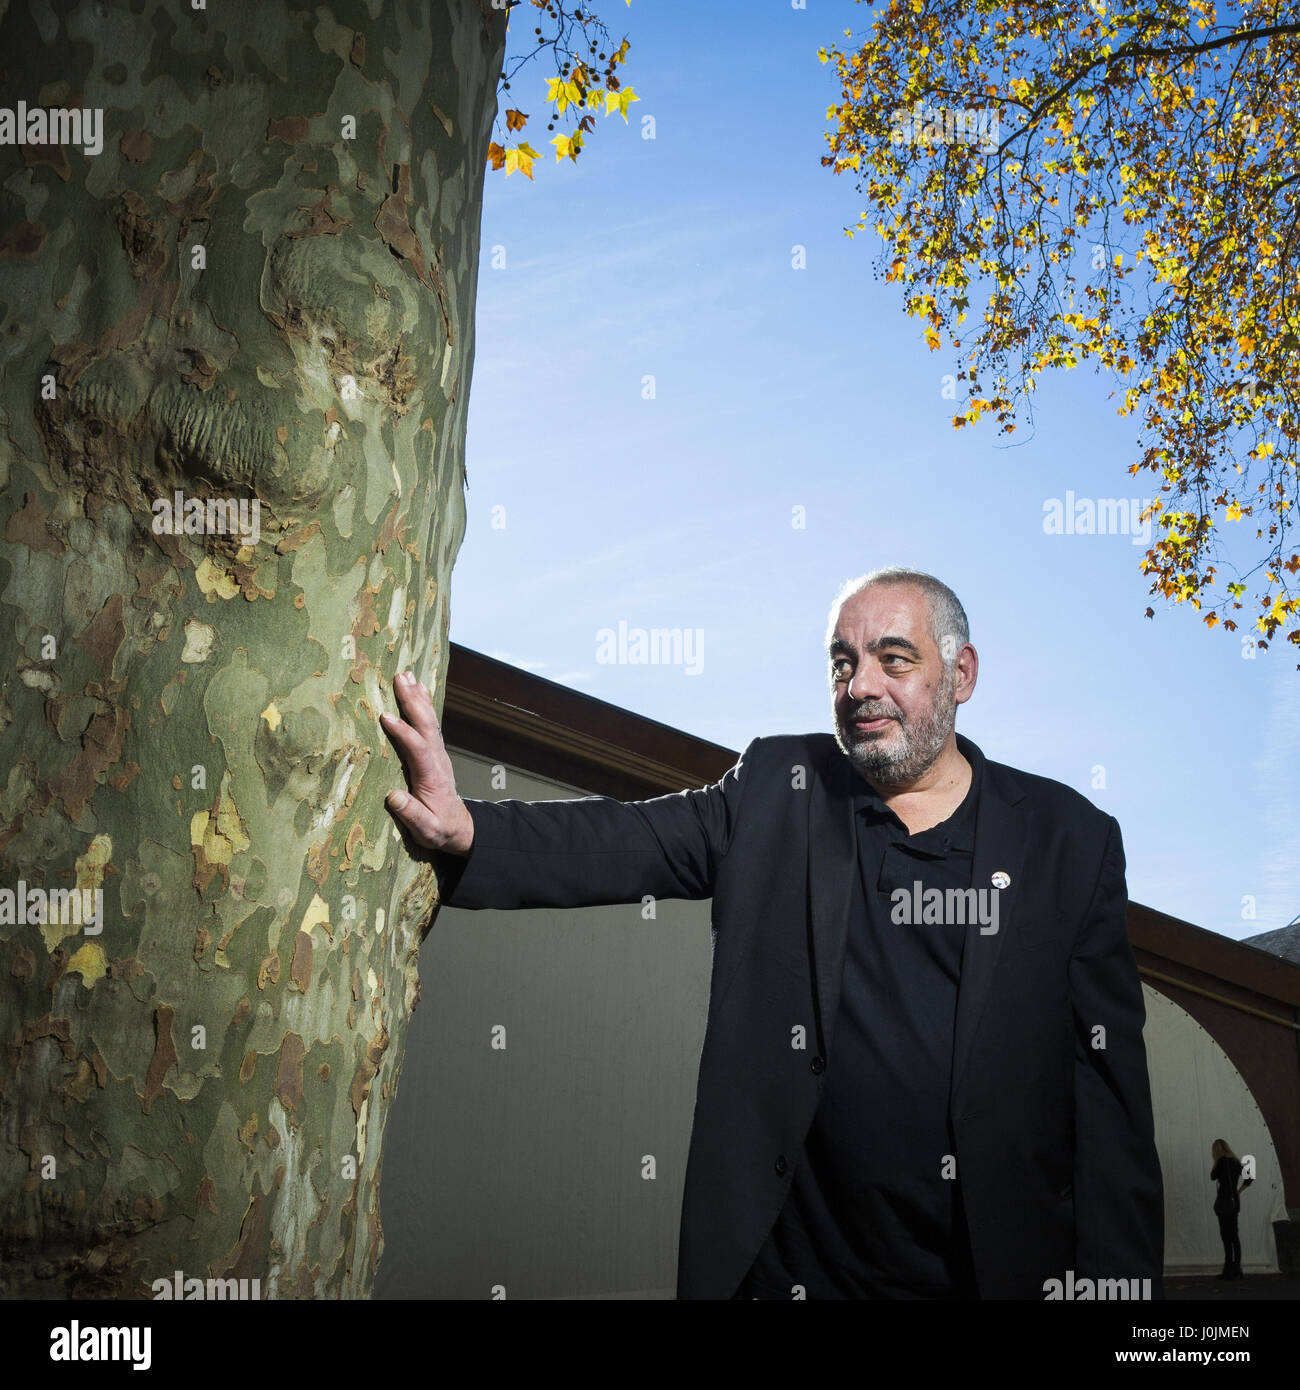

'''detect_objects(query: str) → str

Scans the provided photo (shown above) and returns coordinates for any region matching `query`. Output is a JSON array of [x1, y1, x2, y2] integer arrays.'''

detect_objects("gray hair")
[[826, 566, 970, 666]]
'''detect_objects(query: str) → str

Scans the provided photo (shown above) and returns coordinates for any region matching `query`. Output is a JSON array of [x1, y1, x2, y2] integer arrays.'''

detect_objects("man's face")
[[829, 584, 960, 788]]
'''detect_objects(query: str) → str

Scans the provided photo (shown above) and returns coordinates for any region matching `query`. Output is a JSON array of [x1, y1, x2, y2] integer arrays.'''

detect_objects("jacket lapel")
[[806, 739, 857, 1058], [950, 740, 1028, 1102], [806, 732, 1029, 1103]]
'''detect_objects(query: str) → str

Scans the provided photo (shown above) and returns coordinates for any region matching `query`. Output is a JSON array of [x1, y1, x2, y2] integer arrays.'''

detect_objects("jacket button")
[[774, 1155, 788, 1177], [810, 1056, 825, 1075]]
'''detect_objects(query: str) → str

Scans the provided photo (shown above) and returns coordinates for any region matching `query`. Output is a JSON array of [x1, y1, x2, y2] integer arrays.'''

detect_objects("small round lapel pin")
[[991, 871, 1011, 889]]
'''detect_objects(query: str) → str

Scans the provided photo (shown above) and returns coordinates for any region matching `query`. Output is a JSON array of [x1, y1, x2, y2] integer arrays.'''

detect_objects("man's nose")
[[848, 667, 882, 703]]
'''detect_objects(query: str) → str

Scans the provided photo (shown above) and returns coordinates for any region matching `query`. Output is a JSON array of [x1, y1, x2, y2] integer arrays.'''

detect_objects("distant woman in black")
[[1210, 1139, 1252, 1279]]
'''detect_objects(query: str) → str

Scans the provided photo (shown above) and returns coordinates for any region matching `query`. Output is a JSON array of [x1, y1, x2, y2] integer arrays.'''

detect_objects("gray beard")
[[835, 666, 957, 788]]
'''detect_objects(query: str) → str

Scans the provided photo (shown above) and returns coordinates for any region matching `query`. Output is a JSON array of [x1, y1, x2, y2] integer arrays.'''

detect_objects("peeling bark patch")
[[77, 594, 126, 677], [47, 704, 129, 822], [5, 491, 63, 554], [190, 793, 250, 893], [0, 220, 46, 258], [214, 1192, 266, 1283], [373, 342, 416, 415], [274, 1033, 305, 1116], [106, 760, 139, 793], [287, 187, 345, 239], [11, 1015, 75, 1068], [116, 190, 167, 278], [305, 835, 331, 887], [196, 1175, 217, 1214], [107, 957, 144, 984], [181, 618, 217, 663], [9, 943, 36, 980], [374, 501, 410, 555], [275, 521, 321, 554], [64, 1054, 106, 1102], [256, 953, 280, 991], [120, 128, 152, 162], [195, 556, 240, 600], [163, 155, 218, 227], [238, 1050, 257, 1083], [375, 163, 452, 342], [231, 996, 251, 1026], [179, 348, 218, 391], [238, 1113, 258, 1152], [141, 1005, 179, 1114], [342, 821, 365, 869], [289, 930, 313, 991], [267, 115, 310, 144], [349, 1022, 388, 1120], [65, 941, 107, 987], [350, 31, 365, 66], [23, 139, 70, 180], [352, 588, 380, 643], [46, 695, 85, 741], [299, 893, 331, 939]]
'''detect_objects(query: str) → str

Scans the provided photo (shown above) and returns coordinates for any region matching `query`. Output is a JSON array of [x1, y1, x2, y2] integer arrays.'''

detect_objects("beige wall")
[[374, 748, 715, 1299], [1144, 985, 1286, 1273]]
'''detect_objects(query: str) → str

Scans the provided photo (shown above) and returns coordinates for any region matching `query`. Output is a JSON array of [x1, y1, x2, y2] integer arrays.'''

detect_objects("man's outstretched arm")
[[380, 671, 752, 910], [1068, 816, 1165, 1294]]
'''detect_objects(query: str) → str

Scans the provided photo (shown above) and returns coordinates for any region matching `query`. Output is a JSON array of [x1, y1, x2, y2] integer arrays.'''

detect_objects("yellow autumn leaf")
[[551, 132, 581, 162], [504, 142, 540, 180]]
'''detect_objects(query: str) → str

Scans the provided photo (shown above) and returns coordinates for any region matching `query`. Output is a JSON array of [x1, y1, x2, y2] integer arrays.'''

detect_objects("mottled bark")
[[0, 0, 505, 1297]]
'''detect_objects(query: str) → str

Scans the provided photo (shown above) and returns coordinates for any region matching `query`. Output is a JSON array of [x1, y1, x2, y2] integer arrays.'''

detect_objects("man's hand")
[[380, 671, 475, 855]]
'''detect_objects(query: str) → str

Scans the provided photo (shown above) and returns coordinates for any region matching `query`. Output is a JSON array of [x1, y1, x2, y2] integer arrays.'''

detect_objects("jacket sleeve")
[[1068, 815, 1166, 1294], [430, 737, 758, 911]]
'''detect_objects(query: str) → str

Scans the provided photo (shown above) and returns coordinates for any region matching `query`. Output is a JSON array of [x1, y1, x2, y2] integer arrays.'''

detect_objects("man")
[[381, 567, 1165, 1299]]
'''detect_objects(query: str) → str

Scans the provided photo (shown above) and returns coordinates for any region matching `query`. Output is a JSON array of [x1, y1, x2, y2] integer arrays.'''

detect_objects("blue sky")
[[446, 0, 1299, 940]]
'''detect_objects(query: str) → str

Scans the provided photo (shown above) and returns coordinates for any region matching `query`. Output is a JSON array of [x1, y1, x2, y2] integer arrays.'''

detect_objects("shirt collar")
[[850, 733, 983, 853]]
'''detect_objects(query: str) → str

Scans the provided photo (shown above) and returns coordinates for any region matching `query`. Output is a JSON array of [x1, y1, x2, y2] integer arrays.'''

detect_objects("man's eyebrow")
[[869, 635, 922, 658], [827, 635, 923, 659]]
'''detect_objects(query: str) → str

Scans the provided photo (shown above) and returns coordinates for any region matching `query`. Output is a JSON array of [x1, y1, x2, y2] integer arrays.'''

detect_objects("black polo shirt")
[[743, 742, 984, 1298]]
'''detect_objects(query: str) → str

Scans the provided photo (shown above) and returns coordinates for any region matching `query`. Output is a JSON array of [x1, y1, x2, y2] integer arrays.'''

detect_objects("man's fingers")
[[385, 789, 445, 849], [379, 707, 420, 761], [381, 672, 458, 801], [393, 670, 439, 740]]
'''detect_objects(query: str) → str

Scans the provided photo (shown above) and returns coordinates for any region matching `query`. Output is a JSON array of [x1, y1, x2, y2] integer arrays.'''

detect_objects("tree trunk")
[[0, 0, 505, 1298]]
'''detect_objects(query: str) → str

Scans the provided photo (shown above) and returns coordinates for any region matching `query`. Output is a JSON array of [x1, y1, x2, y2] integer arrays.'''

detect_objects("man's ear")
[[954, 643, 978, 705]]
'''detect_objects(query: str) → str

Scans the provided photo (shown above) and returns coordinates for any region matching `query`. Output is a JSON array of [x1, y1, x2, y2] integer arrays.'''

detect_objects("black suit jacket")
[[434, 730, 1165, 1299]]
